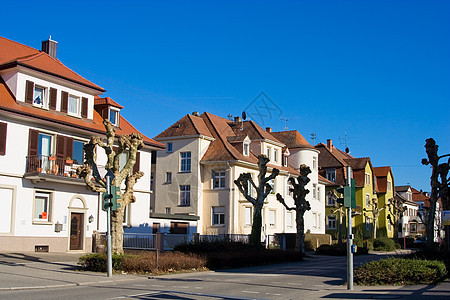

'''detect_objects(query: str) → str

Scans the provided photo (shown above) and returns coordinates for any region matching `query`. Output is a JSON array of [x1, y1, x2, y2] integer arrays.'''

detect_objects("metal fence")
[[197, 234, 250, 243], [163, 234, 189, 250], [123, 233, 156, 250]]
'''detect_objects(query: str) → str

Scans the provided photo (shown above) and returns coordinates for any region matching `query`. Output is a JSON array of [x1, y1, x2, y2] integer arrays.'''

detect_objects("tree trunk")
[[427, 185, 438, 248], [338, 212, 343, 245], [250, 205, 263, 247], [111, 208, 125, 254], [296, 210, 305, 254], [373, 218, 378, 239]]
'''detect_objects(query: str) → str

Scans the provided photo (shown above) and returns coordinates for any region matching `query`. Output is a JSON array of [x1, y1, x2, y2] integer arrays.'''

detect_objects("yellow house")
[[374, 167, 395, 238]]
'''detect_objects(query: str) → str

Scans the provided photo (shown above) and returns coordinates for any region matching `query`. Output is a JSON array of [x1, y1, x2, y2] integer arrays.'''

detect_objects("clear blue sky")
[[3, 0, 449, 192]]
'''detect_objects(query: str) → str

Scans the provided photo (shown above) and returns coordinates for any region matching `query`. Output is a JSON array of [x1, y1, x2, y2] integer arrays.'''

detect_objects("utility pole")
[[105, 171, 113, 277], [346, 166, 353, 290]]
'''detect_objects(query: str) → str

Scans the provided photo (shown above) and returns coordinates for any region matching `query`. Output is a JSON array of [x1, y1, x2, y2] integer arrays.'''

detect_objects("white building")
[[0, 36, 164, 252]]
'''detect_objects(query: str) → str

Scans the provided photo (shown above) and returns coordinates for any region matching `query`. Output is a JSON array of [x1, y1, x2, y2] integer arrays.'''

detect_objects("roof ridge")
[[0, 36, 40, 53], [202, 112, 237, 160], [186, 114, 200, 135]]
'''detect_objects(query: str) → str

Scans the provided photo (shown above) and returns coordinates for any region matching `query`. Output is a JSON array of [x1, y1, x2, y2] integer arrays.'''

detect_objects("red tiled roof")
[[318, 174, 337, 186], [0, 79, 164, 149], [154, 114, 213, 139], [0, 37, 104, 92], [373, 166, 391, 177], [411, 187, 430, 202], [94, 96, 124, 109], [271, 130, 313, 149], [344, 157, 370, 170]]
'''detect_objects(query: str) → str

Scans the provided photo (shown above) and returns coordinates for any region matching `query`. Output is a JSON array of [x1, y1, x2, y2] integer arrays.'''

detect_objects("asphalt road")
[[0, 251, 449, 299]]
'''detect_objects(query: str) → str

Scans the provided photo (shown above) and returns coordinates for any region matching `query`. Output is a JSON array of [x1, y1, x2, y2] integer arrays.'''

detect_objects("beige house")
[[151, 112, 300, 237]]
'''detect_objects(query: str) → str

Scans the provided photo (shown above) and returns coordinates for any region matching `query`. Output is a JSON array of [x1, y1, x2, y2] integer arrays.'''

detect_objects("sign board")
[[442, 211, 450, 226]]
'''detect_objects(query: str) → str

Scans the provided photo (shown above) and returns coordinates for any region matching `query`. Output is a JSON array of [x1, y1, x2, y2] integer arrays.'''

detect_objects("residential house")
[[151, 112, 301, 240], [0, 36, 164, 252], [394, 186, 421, 239], [373, 166, 396, 238]]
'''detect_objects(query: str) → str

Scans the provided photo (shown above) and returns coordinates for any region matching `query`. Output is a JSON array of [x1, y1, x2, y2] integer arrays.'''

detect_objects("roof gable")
[[271, 130, 313, 149]]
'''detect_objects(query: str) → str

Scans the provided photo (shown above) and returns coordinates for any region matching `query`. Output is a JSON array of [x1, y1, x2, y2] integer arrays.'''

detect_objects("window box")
[[49, 156, 56, 161]]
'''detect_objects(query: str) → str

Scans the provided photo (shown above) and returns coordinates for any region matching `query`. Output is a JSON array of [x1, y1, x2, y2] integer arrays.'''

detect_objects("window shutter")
[[61, 91, 68, 113], [25, 80, 34, 104], [28, 129, 39, 156], [56, 135, 66, 160], [81, 97, 88, 118], [49, 88, 57, 110], [133, 151, 140, 174], [66, 137, 73, 159], [0, 122, 7, 155]]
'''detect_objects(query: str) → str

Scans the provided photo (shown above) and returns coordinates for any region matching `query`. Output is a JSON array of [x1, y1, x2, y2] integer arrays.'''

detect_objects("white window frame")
[[286, 211, 293, 228], [266, 147, 271, 160], [212, 170, 226, 189], [312, 156, 317, 171], [245, 206, 252, 226], [284, 155, 288, 167], [365, 217, 371, 231], [269, 209, 276, 227], [327, 215, 336, 230], [166, 172, 172, 184], [365, 173, 371, 186], [180, 152, 191, 172], [33, 85, 47, 108], [326, 168, 336, 182], [68, 94, 81, 117], [165, 207, 171, 215], [167, 142, 173, 153], [366, 193, 370, 207], [273, 149, 278, 163], [123, 205, 131, 226], [269, 178, 275, 194], [33, 191, 52, 223], [313, 183, 317, 199], [179, 185, 190, 206], [109, 108, 120, 126], [243, 142, 249, 156], [387, 180, 392, 191], [212, 206, 225, 226]]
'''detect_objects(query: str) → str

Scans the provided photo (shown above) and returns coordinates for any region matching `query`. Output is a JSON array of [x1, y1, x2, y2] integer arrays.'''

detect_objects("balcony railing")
[[26, 155, 80, 178]]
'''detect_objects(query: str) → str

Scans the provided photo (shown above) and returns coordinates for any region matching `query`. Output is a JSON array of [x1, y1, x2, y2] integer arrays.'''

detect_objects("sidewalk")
[[0, 252, 145, 291]]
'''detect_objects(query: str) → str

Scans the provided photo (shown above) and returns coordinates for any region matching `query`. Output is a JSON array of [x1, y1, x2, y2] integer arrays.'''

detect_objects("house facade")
[[373, 166, 396, 238], [0, 36, 164, 252], [151, 112, 309, 240]]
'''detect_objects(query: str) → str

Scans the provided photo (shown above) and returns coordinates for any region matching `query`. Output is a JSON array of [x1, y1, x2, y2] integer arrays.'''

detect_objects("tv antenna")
[[280, 117, 291, 131], [339, 129, 356, 153], [311, 133, 317, 145]]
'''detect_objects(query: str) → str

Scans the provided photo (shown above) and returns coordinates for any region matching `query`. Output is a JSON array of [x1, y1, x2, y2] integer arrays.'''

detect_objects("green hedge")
[[78, 253, 125, 272], [354, 258, 447, 285]]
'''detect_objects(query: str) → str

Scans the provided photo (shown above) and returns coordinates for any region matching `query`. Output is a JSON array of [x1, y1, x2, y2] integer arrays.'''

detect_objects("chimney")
[[41, 36, 58, 59], [266, 127, 272, 133], [192, 111, 200, 117], [327, 139, 332, 152], [234, 116, 242, 124]]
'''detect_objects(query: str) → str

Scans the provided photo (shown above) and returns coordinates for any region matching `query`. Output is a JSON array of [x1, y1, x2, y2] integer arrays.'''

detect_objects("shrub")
[[372, 237, 397, 251], [354, 257, 447, 285], [315, 244, 346, 256], [78, 253, 125, 272]]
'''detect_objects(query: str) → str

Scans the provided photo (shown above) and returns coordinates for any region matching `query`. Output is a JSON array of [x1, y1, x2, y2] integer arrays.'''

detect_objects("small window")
[[68, 95, 80, 116], [286, 212, 293, 227], [33, 86, 46, 107], [34, 192, 51, 222], [243, 142, 249, 156], [180, 152, 191, 172], [150, 173, 154, 191], [269, 209, 276, 227], [273, 149, 278, 162], [365, 217, 371, 231], [410, 223, 417, 233], [213, 171, 226, 189], [109, 108, 119, 126], [180, 185, 190, 206], [167, 142, 173, 152], [248, 174, 254, 197], [166, 172, 172, 183], [317, 185, 321, 200], [366, 194, 370, 206], [327, 215, 336, 230], [212, 206, 225, 225], [118, 151, 129, 171], [284, 155, 288, 167], [266, 147, 271, 160], [365, 173, 371, 186], [326, 168, 336, 182], [165, 207, 171, 215], [269, 179, 275, 194], [313, 184, 317, 199], [387, 180, 392, 191], [327, 194, 335, 206], [72, 140, 84, 165], [245, 206, 252, 226], [312, 157, 317, 171]]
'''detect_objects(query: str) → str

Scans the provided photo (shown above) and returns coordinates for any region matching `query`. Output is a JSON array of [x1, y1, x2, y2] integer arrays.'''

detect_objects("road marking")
[[194, 287, 203, 289], [288, 282, 303, 285], [173, 286, 189, 288], [132, 284, 147, 287], [150, 284, 165, 287], [242, 290, 260, 294], [211, 273, 280, 277], [266, 293, 282, 296]]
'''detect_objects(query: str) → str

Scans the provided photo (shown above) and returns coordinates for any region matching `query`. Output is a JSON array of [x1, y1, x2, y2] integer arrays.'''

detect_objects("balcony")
[[24, 155, 85, 185]]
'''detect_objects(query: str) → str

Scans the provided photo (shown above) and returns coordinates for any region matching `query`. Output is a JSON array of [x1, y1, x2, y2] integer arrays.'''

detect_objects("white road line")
[[266, 293, 282, 296], [194, 287, 203, 289], [149, 284, 165, 287], [242, 291, 260, 294], [287, 282, 303, 285], [132, 284, 147, 287]]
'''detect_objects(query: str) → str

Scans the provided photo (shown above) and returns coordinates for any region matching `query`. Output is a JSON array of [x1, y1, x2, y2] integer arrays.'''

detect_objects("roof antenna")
[[339, 129, 356, 153], [311, 132, 316, 145], [280, 117, 290, 131]]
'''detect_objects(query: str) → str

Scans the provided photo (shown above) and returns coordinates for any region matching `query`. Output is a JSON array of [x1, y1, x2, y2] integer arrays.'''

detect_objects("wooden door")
[[70, 213, 83, 250]]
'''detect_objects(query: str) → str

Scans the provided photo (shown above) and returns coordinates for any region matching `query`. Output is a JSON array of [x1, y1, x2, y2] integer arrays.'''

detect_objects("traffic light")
[[102, 186, 121, 211], [336, 187, 345, 205], [102, 192, 113, 211], [335, 185, 352, 207]]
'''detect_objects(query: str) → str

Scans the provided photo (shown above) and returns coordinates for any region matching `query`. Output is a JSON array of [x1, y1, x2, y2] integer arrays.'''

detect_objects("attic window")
[[109, 108, 119, 126], [68, 95, 80, 117], [33, 86, 46, 107], [243, 142, 249, 156]]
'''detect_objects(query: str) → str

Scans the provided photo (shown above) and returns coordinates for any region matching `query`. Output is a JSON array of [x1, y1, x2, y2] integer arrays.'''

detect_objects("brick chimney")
[[41, 36, 58, 59], [266, 127, 272, 133], [234, 116, 242, 124], [327, 139, 332, 152]]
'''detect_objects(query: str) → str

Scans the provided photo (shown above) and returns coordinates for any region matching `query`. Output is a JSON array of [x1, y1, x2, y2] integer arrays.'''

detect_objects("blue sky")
[[3, 0, 449, 191]]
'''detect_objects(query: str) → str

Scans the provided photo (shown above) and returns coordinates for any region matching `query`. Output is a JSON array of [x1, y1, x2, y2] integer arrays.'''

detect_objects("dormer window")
[[109, 108, 119, 126], [243, 142, 249, 156], [33, 85, 46, 107], [274, 149, 278, 162], [284, 155, 288, 166], [326, 168, 336, 182], [68, 95, 81, 116]]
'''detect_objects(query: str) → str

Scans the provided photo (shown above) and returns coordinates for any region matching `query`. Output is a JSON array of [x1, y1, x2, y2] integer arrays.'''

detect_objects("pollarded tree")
[[328, 190, 346, 245], [234, 155, 279, 247], [364, 196, 387, 239], [387, 197, 405, 240], [77, 119, 144, 254], [276, 164, 311, 254]]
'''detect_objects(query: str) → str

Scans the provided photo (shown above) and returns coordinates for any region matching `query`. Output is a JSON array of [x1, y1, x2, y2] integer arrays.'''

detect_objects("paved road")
[[0, 251, 449, 299]]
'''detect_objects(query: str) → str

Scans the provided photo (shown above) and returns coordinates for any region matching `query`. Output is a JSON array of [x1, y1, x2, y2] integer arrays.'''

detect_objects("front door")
[[70, 213, 83, 250]]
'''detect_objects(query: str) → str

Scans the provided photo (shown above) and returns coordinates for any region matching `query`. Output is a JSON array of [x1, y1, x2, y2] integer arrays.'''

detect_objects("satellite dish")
[[345, 147, 350, 153], [242, 111, 247, 120]]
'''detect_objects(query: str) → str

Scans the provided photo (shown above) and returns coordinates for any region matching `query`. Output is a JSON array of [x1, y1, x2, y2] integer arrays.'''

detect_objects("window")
[[313, 184, 317, 199], [180, 152, 191, 172], [410, 223, 417, 233], [68, 95, 80, 116], [248, 174, 254, 197], [313, 212, 317, 228], [34, 192, 51, 222], [166, 172, 172, 183], [243, 142, 249, 156], [388, 221, 392, 231], [326, 168, 336, 182], [72, 140, 84, 164], [365, 217, 371, 231], [245, 207, 252, 226], [317, 185, 321, 200], [33, 86, 46, 107], [165, 207, 171, 215], [286, 212, 293, 227], [387, 180, 392, 191], [366, 194, 370, 207], [150, 173, 154, 191], [266, 147, 271, 160], [365, 173, 371, 186], [274, 149, 278, 162], [327, 215, 336, 230], [109, 108, 119, 126], [269, 210, 276, 227], [118, 151, 129, 171], [212, 206, 225, 225], [269, 179, 275, 194], [327, 194, 335, 206], [167, 142, 173, 152], [283, 155, 288, 166], [123, 206, 129, 226], [313, 157, 317, 171], [0, 122, 6, 156], [179, 185, 190, 206], [213, 171, 226, 189]]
